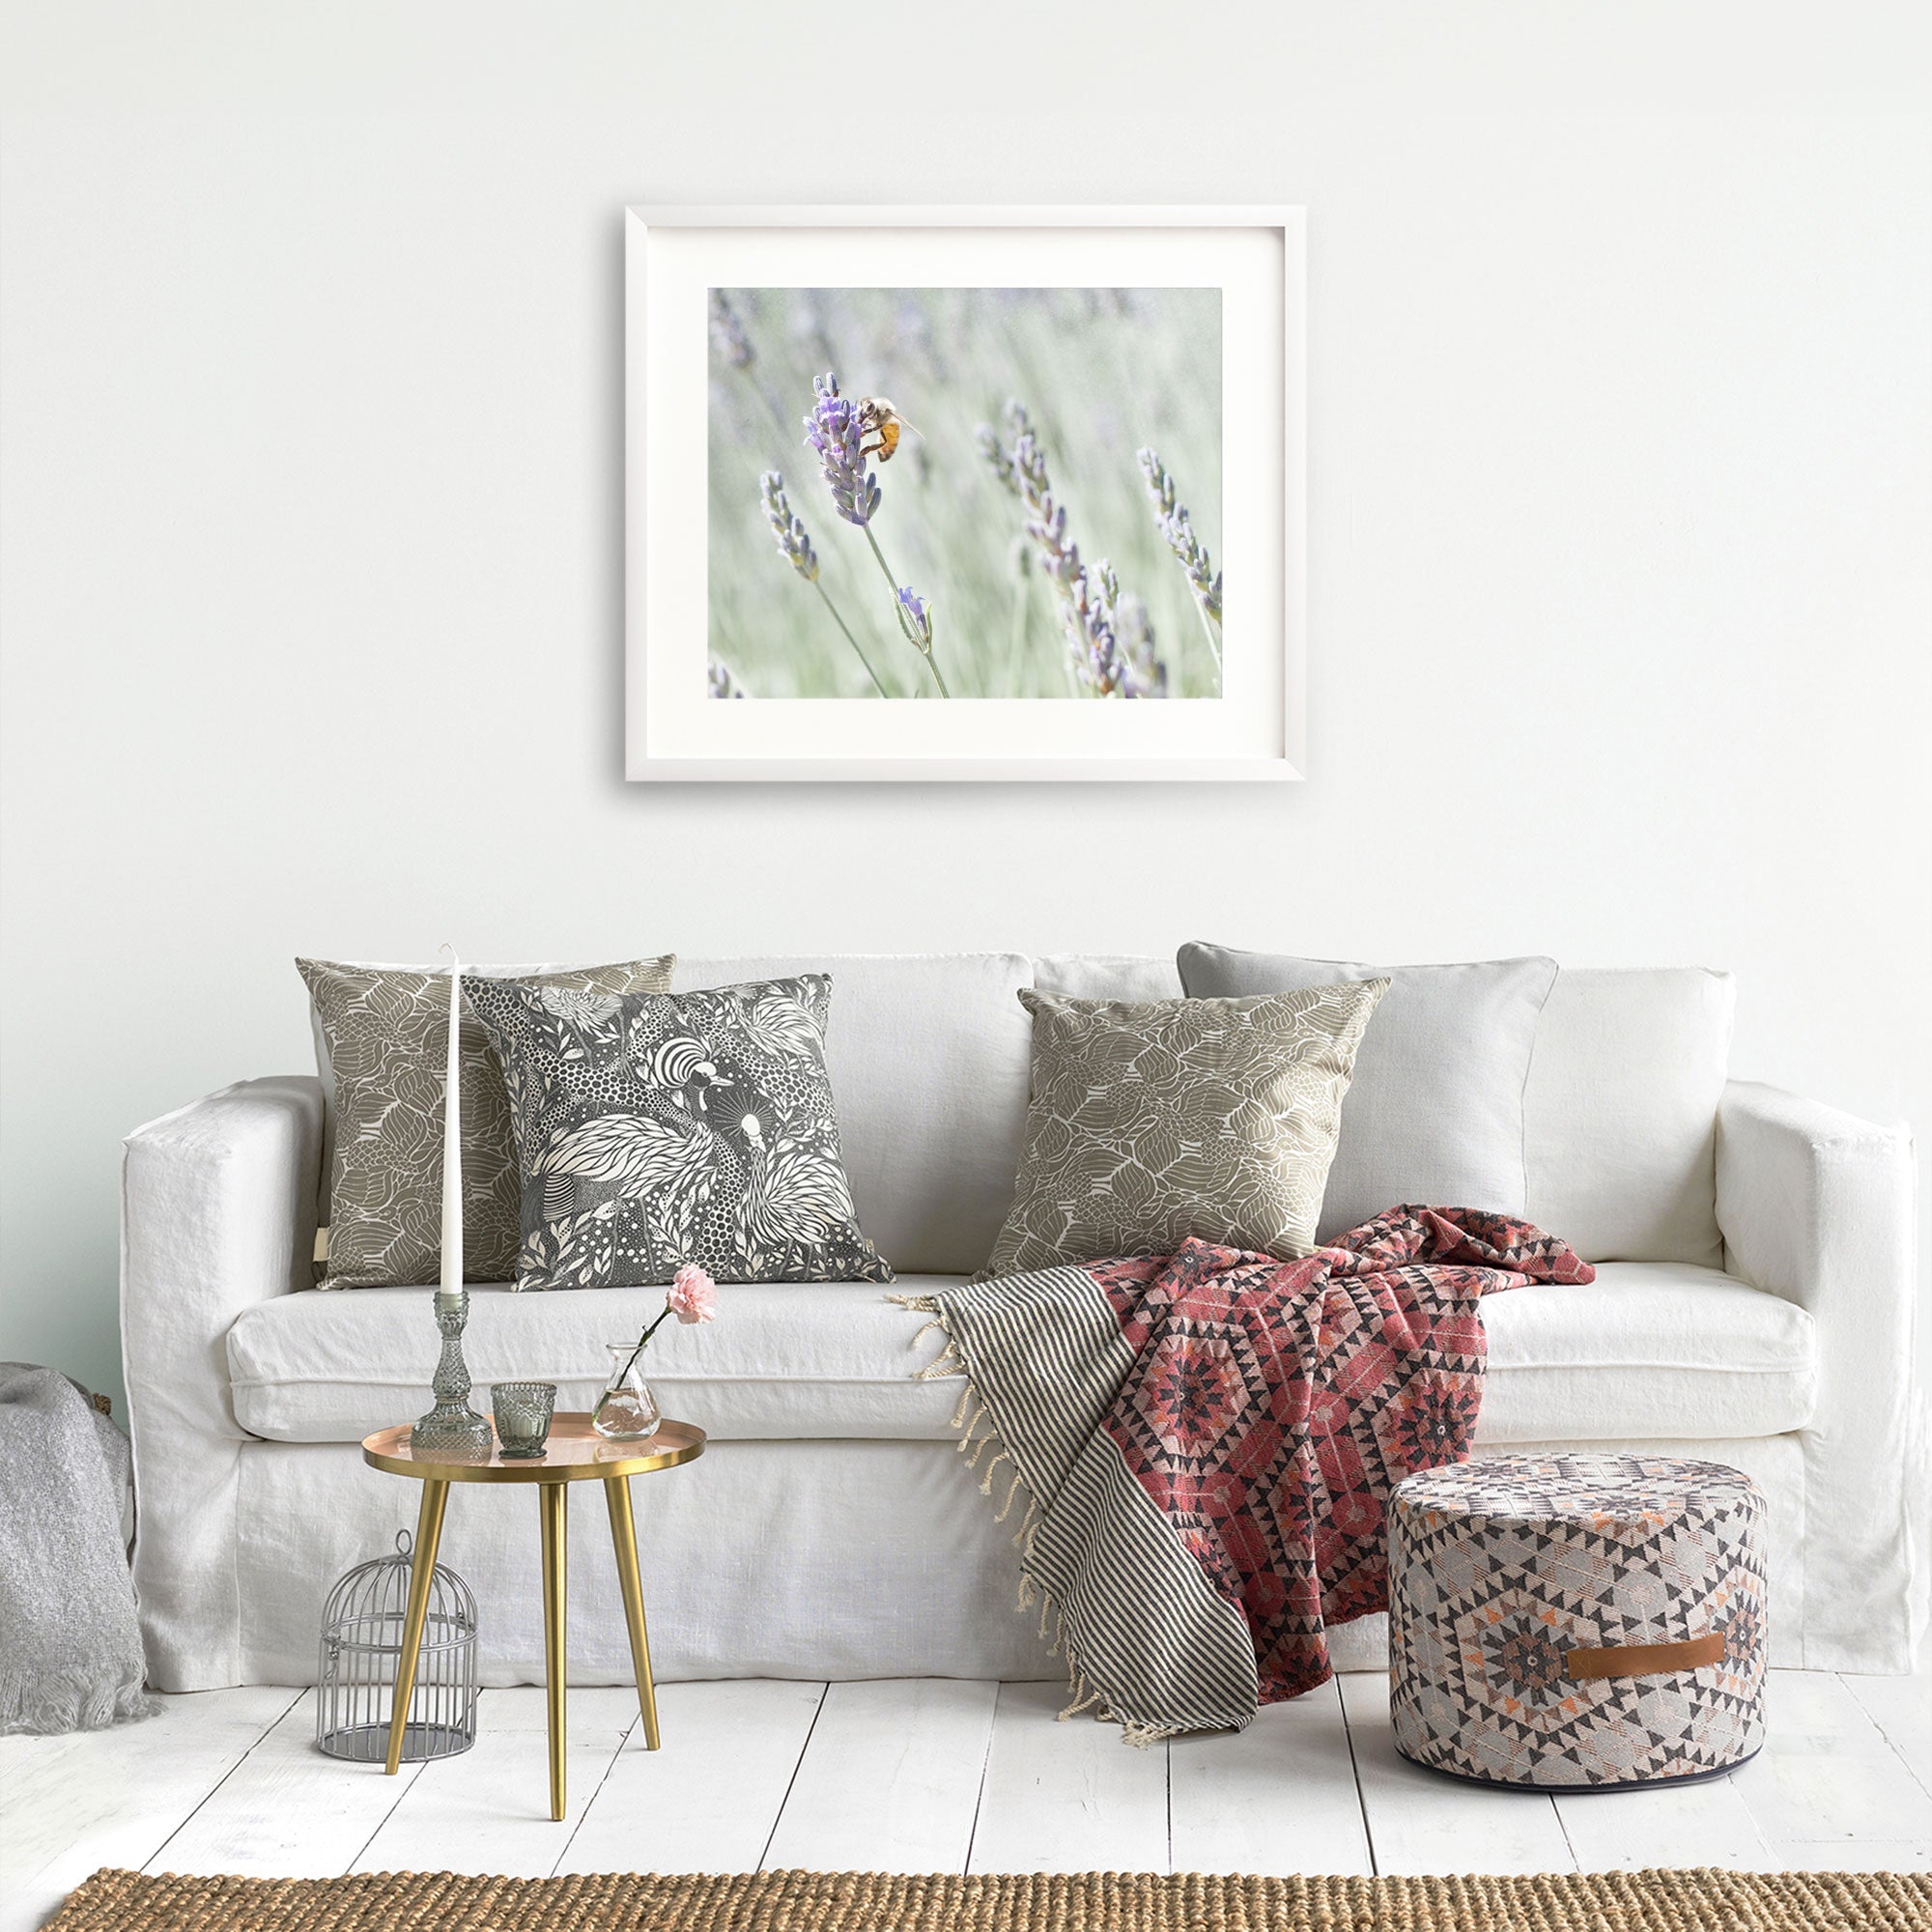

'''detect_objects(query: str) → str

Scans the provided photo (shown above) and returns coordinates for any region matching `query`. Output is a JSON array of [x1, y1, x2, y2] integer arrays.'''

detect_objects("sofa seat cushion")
[[229, 1263, 1815, 1450], [229, 1279, 966, 1445], [1474, 1264, 1814, 1444]]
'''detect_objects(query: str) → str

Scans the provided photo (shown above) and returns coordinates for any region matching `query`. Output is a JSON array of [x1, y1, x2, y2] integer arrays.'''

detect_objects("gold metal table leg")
[[539, 1482, 568, 1820], [384, 1478, 449, 1776], [604, 1474, 661, 1749]]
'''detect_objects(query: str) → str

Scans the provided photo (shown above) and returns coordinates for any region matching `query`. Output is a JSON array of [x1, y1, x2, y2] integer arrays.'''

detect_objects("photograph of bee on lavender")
[[706, 287, 1223, 700]]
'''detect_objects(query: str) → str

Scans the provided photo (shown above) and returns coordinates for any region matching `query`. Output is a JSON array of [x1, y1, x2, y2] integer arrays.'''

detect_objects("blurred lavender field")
[[707, 287, 1222, 700]]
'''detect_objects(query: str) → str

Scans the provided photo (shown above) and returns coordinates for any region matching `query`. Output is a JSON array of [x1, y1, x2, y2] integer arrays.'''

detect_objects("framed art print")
[[625, 206, 1304, 781]]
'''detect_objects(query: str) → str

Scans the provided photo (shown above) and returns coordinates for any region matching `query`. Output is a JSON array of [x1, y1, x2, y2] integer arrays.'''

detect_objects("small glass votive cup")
[[491, 1381, 556, 1459]]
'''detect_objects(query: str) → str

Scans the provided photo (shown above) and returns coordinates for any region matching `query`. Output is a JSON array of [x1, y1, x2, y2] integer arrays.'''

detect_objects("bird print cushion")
[[465, 973, 891, 1290]]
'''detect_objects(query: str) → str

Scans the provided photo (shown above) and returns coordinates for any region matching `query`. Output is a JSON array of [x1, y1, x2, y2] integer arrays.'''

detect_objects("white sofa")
[[121, 952, 1920, 1692]]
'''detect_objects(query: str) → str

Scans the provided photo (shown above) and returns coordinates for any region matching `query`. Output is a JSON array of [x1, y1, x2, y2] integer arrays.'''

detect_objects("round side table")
[[361, 1413, 705, 1820]]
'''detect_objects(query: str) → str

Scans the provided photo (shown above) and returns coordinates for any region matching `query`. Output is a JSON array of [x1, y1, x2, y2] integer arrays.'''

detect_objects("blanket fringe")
[[1011, 1495, 1040, 1549], [892, 1286, 1159, 1747], [993, 1463, 1027, 1523], [1058, 1680, 1102, 1720]]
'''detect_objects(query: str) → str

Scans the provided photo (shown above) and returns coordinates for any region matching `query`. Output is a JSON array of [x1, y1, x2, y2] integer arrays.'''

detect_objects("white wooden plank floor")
[[5, 1668, 1928, 1932]]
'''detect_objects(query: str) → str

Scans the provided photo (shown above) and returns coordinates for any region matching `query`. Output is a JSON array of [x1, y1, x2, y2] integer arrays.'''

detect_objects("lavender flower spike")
[[1137, 446, 1223, 631], [1071, 560, 1161, 699], [759, 470, 817, 582], [708, 655, 747, 698], [979, 397, 1158, 697], [804, 373, 880, 528], [1115, 589, 1170, 699], [755, 468, 889, 697]]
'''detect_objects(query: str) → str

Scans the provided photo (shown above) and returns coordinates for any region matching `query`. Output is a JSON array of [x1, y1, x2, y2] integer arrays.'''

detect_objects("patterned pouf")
[[1388, 1453, 1766, 1789]]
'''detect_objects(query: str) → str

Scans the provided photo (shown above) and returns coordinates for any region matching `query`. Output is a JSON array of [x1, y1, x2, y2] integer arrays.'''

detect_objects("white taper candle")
[[440, 945, 463, 1298]]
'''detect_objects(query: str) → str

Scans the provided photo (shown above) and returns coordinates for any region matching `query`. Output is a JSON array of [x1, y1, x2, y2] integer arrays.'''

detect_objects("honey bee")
[[857, 397, 923, 464]]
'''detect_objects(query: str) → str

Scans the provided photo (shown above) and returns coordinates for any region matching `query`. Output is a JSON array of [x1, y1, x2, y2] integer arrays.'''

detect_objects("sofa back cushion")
[[1176, 948, 1559, 1244], [1522, 967, 1734, 1267], [1032, 953, 1184, 1002], [672, 953, 1033, 1276], [1038, 954, 1733, 1267]]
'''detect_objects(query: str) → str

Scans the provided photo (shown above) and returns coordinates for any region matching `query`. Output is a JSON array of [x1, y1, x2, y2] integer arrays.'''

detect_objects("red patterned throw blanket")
[[897, 1206, 1593, 1742]]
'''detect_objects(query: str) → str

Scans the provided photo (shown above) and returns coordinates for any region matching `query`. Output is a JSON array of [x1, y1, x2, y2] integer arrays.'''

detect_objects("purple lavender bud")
[[759, 469, 818, 582], [895, 586, 933, 649], [708, 656, 747, 699], [805, 372, 881, 527]]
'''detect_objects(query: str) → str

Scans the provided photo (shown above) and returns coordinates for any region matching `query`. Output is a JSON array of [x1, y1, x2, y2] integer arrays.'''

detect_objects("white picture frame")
[[625, 205, 1305, 781]]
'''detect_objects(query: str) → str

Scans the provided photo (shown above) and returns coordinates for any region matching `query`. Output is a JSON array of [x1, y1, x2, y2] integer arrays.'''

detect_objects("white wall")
[[4, 6, 1929, 1409]]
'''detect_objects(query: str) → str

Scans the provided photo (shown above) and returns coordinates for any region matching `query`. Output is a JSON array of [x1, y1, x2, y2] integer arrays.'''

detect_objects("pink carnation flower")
[[667, 1263, 718, 1326]]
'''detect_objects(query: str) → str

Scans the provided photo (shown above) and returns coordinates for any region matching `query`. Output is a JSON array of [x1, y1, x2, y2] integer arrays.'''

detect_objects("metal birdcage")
[[316, 1529, 477, 1762]]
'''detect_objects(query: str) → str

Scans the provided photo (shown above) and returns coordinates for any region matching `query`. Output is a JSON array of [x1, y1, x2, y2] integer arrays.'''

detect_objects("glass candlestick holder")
[[411, 1289, 493, 1461]]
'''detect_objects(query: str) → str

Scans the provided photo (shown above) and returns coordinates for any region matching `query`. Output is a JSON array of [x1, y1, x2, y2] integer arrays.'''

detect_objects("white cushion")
[[1032, 953, 1183, 1001], [1524, 967, 1734, 1265], [228, 1261, 1813, 1449], [1176, 948, 1558, 1242], [673, 953, 1034, 1276], [1475, 1261, 1813, 1443]]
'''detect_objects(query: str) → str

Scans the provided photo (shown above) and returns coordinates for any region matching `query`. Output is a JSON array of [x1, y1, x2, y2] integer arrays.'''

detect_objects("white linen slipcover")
[[223, 1431, 1807, 1687], [1718, 1082, 1922, 1671], [223, 1264, 1817, 1450], [122, 954, 1917, 1692]]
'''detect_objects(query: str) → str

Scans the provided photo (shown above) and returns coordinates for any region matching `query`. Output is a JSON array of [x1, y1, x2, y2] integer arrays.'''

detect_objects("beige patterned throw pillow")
[[298, 955, 675, 1288], [978, 981, 1388, 1281]]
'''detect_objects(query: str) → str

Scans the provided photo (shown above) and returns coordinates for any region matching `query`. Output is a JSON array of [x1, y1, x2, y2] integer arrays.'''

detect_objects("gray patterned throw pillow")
[[298, 955, 675, 1288], [978, 981, 1388, 1281], [465, 973, 892, 1290]]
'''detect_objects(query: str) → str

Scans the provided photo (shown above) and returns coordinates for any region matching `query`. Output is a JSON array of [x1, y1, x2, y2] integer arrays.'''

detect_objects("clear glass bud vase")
[[592, 1344, 662, 1440]]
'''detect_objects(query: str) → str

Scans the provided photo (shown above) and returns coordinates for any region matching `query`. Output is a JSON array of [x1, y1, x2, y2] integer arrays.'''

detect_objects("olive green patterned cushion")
[[298, 955, 675, 1288], [979, 981, 1387, 1281]]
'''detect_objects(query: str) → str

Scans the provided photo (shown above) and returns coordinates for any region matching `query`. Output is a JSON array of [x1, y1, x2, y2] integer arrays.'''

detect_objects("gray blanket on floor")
[[0, 1363, 155, 1733]]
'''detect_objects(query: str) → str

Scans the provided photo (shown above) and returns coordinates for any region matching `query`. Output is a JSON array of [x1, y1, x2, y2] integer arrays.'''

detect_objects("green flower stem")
[[863, 527, 915, 639], [1192, 595, 1223, 673], [863, 526, 950, 698], [814, 581, 890, 697], [610, 1303, 671, 1393]]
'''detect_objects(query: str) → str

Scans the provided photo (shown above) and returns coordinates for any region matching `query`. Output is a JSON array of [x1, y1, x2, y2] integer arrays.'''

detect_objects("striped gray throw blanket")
[[896, 1207, 1593, 1742]]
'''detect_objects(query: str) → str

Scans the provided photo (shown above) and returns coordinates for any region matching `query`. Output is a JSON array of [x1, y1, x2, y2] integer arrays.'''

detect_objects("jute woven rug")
[[46, 1865, 1932, 1931]]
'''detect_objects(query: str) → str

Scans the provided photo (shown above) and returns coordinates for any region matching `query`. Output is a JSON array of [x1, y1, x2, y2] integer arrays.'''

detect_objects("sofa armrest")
[[121, 1075, 324, 1689], [1716, 1078, 1920, 1669]]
